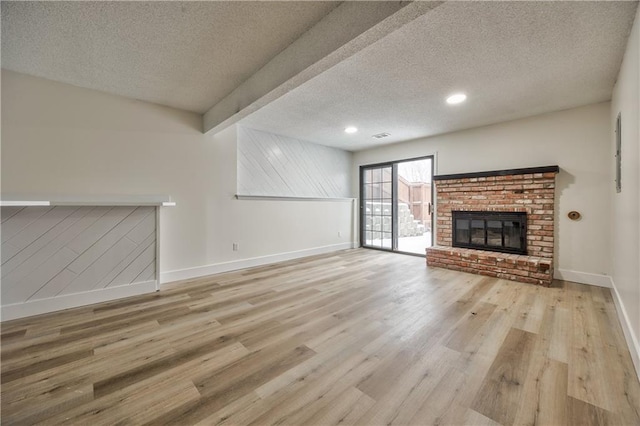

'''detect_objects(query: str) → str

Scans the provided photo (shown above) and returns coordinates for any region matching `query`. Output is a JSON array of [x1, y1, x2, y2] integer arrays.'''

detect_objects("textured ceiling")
[[1, 1, 338, 113], [2, 1, 638, 152], [241, 1, 638, 150]]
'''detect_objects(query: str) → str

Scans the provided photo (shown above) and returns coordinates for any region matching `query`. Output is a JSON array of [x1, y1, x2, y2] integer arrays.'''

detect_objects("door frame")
[[359, 155, 434, 257]]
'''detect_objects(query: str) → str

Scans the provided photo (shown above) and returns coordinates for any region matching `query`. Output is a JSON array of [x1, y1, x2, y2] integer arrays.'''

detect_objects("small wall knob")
[[568, 211, 581, 221]]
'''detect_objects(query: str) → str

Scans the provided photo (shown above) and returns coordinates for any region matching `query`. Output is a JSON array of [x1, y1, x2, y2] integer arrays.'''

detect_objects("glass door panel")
[[362, 165, 392, 250], [361, 156, 433, 256], [396, 158, 433, 255]]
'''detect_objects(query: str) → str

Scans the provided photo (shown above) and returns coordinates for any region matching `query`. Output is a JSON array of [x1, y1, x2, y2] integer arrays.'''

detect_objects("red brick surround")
[[426, 167, 559, 286]]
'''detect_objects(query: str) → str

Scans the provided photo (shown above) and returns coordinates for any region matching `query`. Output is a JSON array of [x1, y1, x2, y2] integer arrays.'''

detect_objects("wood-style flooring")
[[1, 249, 639, 425]]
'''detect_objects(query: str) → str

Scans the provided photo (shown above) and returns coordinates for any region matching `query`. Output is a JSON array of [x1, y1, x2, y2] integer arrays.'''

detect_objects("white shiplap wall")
[[1, 205, 157, 319], [237, 127, 352, 198]]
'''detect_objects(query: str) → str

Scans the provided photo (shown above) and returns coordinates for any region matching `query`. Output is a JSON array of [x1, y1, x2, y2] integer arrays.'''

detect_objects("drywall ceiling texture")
[[241, 1, 638, 150], [0, 1, 338, 113]]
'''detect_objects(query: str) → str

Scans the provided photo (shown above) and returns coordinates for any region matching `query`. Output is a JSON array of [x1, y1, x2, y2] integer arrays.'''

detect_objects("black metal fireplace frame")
[[452, 211, 527, 255]]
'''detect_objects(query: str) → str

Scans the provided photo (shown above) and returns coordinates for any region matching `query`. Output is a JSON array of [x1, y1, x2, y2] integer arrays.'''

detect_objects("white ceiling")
[[2, 1, 638, 151], [1, 1, 339, 113], [242, 1, 638, 150]]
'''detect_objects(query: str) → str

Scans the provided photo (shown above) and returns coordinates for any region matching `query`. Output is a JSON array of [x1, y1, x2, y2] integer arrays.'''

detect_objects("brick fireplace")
[[426, 165, 559, 286]]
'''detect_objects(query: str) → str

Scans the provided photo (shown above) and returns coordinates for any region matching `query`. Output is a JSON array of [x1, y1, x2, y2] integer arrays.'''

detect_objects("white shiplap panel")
[[107, 239, 156, 288], [2, 209, 87, 276], [1, 243, 22, 265], [1, 206, 24, 223], [1, 207, 109, 279], [66, 207, 151, 274], [97, 232, 155, 289], [0, 205, 159, 309], [136, 261, 157, 283], [66, 207, 134, 254], [1, 207, 90, 269], [1, 206, 52, 243], [237, 127, 352, 198], [5, 206, 79, 251], [60, 237, 138, 295], [1, 247, 78, 303], [30, 268, 78, 301], [125, 212, 155, 245]]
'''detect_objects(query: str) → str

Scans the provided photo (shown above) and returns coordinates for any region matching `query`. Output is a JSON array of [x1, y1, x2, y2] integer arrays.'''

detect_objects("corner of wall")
[[610, 277, 640, 381], [609, 5, 640, 381]]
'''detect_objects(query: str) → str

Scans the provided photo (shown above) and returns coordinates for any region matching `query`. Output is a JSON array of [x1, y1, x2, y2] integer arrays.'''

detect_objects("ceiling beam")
[[203, 1, 444, 135]]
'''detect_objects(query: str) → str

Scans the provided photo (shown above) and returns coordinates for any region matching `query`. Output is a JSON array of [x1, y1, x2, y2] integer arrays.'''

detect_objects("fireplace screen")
[[452, 211, 527, 255]]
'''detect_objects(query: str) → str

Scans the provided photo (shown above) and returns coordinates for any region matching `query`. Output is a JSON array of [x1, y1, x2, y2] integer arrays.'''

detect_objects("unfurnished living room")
[[1, 1, 639, 425]]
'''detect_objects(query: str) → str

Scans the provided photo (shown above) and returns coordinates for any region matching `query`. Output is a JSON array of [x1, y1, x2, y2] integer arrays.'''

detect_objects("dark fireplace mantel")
[[452, 211, 527, 255], [434, 165, 559, 181]]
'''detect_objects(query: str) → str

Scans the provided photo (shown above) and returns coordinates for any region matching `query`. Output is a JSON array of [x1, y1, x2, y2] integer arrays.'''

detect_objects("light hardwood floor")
[[1, 249, 639, 425]]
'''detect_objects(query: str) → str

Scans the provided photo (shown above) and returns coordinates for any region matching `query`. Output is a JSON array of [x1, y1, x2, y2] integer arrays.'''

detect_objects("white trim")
[[161, 242, 355, 284], [0, 280, 157, 321], [0, 195, 175, 207], [554, 268, 612, 288], [351, 199, 358, 249], [235, 195, 355, 202], [610, 278, 640, 382], [0, 201, 50, 206], [155, 207, 161, 291]]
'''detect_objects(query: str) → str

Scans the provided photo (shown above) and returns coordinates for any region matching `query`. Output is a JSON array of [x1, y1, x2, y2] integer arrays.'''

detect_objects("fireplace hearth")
[[452, 211, 527, 255]]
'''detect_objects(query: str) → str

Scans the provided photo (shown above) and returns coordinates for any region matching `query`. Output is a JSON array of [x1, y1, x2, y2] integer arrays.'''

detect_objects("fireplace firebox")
[[452, 211, 527, 255]]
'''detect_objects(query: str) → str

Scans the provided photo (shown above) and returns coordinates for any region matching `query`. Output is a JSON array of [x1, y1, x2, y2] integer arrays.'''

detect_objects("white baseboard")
[[1, 280, 157, 321], [161, 242, 357, 284], [609, 278, 640, 382], [554, 269, 612, 288]]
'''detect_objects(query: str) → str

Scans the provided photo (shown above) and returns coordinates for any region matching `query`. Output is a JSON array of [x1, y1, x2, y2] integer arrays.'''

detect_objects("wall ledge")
[[235, 195, 355, 202], [0, 195, 175, 207]]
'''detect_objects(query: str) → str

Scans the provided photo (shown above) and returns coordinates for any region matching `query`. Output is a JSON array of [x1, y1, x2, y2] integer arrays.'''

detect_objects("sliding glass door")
[[360, 157, 433, 255], [361, 165, 393, 250]]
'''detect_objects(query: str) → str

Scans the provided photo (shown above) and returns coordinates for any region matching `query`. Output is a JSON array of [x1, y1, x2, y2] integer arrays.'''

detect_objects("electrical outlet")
[[338, 231, 342, 238], [232, 243, 238, 251]]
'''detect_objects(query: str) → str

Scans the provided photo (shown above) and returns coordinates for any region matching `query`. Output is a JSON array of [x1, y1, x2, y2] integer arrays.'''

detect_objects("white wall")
[[1, 70, 355, 287], [611, 6, 640, 377], [353, 102, 612, 284]]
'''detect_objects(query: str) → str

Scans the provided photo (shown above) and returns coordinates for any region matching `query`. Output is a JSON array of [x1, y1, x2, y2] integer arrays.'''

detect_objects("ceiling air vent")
[[372, 132, 390, 139]]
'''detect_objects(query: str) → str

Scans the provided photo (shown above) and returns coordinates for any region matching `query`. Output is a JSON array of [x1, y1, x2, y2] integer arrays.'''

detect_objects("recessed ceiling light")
[[345, 126, 358, 134], [446, 93, 467, 105]]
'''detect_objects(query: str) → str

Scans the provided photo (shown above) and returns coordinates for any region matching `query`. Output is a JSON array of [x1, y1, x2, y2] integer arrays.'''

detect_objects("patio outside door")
[[360, 157, 433, 255], [361, 165, 393, 250]]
